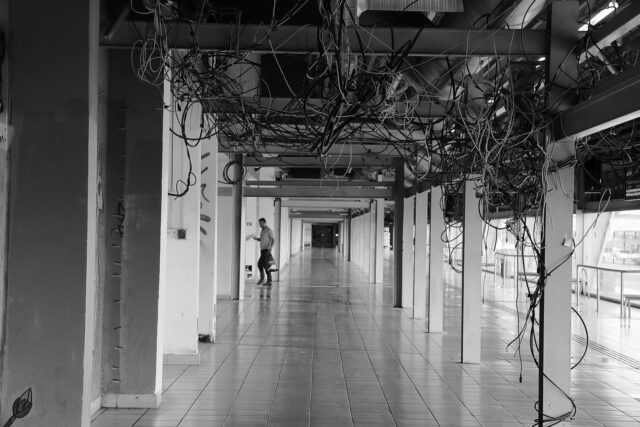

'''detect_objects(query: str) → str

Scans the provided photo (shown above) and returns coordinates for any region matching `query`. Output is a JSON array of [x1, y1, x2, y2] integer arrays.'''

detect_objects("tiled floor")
[[92, 248, 640, 426]]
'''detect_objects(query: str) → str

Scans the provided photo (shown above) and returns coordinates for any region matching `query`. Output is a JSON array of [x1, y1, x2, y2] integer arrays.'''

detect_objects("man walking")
[[253, 218, 276, 286]]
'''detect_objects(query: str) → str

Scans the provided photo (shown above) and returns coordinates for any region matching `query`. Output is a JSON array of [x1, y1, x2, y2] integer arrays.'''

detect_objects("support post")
[[164, 96, 202, 366], [462, 177, 482, 364], [428, 186, 445, 333], [393, 159, 404, 307], [413, 191, 429, 319], [230, 154, 244, 300], [369, 202, 376, 282], [375, 198, 385, 283], [1, 0, 101, 423], [347, 211, 352, 261], [541, 142, 575, 422], [274, 198, 282, 275], [102, 50, 168, 407], [198, 133, 219, 342], [539, 2, 579, 423], [402, 195, 415, 308]]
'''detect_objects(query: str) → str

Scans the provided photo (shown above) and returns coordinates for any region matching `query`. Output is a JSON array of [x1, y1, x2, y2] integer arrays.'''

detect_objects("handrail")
[[576, 264, 640, 274], [576, 264, 640, 317]]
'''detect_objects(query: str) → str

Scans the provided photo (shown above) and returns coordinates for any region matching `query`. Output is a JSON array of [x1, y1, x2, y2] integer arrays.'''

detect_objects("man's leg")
[[257, 251, 266, 284], [265, 251, 273, 285]]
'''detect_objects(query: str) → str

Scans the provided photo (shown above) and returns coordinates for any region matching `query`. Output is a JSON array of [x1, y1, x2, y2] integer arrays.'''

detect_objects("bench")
[[623, 294, 640, 320]]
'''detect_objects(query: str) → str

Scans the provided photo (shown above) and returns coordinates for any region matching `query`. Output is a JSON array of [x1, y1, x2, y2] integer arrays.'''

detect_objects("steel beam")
[[579, 1, 640, 64], [553, 63, 640, 142], [103, 22, 548, 57], [281, 200, 371, 209], [243, 156, 396, 168], [243, 186, 392, 199], [289, 212, 348, 219], [394, 158, 406, 308], [221, 139, 416, 156], [246, 180, 392, 188], [207, 97, 448, 117]]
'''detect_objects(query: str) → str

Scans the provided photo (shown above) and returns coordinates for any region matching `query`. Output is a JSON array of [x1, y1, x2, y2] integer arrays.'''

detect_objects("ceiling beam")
[[243, 186, 393, 199], [289, 211, 348, 218], [243, 156, 395, 168], [207, 97, 449, 117], [103, 22, 548, 57], [246, 180, 393, 188], [281, 200, 370, 209], [553, 63, 640, 142], [579, 1, 640, 64], [222, 143, 411, 157]]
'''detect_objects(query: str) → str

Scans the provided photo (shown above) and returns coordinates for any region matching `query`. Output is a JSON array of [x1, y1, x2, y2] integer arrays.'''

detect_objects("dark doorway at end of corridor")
[[312, 224, 338, 248]]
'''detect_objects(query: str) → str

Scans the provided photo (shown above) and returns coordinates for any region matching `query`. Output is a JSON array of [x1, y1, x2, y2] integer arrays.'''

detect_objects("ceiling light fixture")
[[578, 1, 618, 32]]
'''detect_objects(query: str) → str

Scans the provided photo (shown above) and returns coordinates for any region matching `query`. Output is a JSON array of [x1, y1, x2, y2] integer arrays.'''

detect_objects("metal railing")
[[576, 264, 640, 317], [493, 251, 536, 288]]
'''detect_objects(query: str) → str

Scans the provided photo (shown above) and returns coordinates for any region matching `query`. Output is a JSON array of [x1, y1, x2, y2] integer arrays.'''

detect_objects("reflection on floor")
[[92, 248, 640, 426]]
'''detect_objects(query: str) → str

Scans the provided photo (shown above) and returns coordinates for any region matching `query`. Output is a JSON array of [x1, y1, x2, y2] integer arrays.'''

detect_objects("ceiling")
[[100, 0, 640, 219]]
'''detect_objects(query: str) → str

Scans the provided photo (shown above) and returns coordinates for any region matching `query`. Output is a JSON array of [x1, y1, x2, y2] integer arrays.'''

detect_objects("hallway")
[[92, 249, 640, 427]]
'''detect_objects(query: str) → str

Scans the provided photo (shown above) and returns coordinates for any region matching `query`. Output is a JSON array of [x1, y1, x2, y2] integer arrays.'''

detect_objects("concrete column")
[[542, 150, 575, 421], [274, 198, 282, 271], [375, 199, 385, 283], [230, 154, 244, 300], [345, 217, 351, 261], [413, 191, 429, 319], [462, 177, 482, 364], [393, 159, 404, 307], [279, 207, 290, 269], [369, 205, 376, 282], [98, 50, 168, 409], [428, 186, 445, 333], [402, 195, 415, 308], [198, 134, 219, 342], [1, 0, 100, 424], [368, 203, 378, 282], [163, 100, 202, 365]]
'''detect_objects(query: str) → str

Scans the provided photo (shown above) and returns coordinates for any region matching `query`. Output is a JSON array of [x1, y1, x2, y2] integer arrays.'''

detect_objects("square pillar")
[[413, 191, 429, 319], [198, 134, 219, 342], [230, 154, 244, 300], [375, 199, 385, 283], [101, 50, 168, 408], [163, 99, 202, 365], [402, 195, 415, 308], [541, 146, 575, 420], [428, 186, 445, 333], [1, 0, 100, 424], [462, 178, 482, 364], [369, 202, 376, 282], [393, 159, 405, 307]]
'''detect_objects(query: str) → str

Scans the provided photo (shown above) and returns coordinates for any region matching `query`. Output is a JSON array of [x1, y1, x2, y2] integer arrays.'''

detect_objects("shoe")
[[256, 278, 265, 286], [264, 281, 273, 286]]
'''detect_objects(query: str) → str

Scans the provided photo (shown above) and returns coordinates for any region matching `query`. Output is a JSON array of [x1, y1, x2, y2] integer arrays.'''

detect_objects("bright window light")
[[578, 1, 618, 31]]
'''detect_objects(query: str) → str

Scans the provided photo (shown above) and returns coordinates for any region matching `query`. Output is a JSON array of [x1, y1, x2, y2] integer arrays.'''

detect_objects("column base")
[[102, 392, 162, 409], [163, 352, 201, 365], [90, 396, 102, 415]]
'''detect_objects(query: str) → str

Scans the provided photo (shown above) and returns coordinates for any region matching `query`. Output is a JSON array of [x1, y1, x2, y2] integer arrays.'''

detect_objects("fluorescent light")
[[537, 57, 546, 62], [579, 1, 618, 31]]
